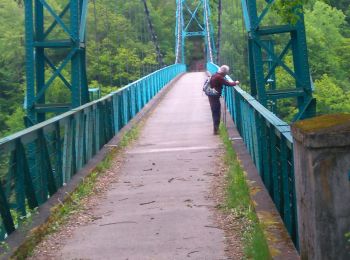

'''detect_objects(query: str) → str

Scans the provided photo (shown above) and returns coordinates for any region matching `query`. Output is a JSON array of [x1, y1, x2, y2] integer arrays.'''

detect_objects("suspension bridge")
[[0, 0, 349, 259]]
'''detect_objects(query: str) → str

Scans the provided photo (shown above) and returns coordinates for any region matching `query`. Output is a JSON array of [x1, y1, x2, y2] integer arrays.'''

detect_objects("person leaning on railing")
[[208, 65, 239, 135]]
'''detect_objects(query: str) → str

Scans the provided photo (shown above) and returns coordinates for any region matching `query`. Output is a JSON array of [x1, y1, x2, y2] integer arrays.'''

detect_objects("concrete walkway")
[[57, 72, 227, 259]]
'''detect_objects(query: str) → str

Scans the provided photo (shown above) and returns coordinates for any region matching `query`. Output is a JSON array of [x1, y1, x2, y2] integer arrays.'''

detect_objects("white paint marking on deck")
[[127, 146, 220, 154]]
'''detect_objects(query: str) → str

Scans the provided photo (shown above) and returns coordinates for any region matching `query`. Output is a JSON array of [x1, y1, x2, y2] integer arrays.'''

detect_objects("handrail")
[[207, 62, 298, 246], [0, 64, 186, 241]]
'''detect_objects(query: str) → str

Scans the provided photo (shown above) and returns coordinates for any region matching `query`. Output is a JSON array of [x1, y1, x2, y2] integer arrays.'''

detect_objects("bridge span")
[[1, 61, 349, 259], [30, 72, 233, 259], [0, 0, 349, 258]]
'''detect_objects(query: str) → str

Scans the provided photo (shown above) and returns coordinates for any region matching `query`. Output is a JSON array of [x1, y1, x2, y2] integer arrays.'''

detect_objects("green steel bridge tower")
[[24, 0, 89, 125], [175, 0, 216, 64], [241, 0, 316, 120]]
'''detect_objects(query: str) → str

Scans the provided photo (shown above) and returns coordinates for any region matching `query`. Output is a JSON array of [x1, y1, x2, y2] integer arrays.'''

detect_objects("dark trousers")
[[208, 95, 221, 132]]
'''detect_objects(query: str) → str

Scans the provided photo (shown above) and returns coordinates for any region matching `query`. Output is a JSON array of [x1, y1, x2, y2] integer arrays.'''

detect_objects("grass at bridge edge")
[[219, 124, 271, 259], [11, 126, 140, 259]]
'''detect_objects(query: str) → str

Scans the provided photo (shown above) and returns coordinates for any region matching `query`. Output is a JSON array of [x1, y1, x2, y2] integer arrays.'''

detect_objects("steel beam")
[[184, 31, 206, 37]]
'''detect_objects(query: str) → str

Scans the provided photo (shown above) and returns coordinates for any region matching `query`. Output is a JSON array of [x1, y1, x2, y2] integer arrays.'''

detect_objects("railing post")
[[62, 116, 74, 183], [0, 184, 15, 235], [54, 122, 63, 187], [112, 95, 119, 134], [291, 114, 350, 260]]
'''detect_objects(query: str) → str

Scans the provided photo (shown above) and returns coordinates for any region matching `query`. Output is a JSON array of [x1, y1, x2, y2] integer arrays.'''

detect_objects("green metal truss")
[[175, 0, 216, 64], [242, 0, 316, 121], [24, 0, 89, 125]]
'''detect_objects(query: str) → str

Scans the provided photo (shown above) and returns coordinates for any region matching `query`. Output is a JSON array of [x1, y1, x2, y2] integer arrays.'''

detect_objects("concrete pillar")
[[291, 114, 350, 260]]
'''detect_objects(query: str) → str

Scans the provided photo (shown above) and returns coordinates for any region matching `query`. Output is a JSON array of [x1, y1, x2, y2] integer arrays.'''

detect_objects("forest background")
[[0, 0, 349, 138]]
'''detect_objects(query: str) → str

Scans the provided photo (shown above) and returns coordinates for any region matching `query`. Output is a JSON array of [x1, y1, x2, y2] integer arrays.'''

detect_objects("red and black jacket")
[[209, 72, 237, 96]]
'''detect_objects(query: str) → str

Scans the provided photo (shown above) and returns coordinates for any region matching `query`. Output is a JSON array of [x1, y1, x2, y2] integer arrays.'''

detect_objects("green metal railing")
[[207, 62, 298, 246], [0, 64, 186, 241]]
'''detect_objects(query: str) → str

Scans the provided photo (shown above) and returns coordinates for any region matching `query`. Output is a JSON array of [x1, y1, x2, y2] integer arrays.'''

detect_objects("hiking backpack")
[[203, 76, 219, 96]]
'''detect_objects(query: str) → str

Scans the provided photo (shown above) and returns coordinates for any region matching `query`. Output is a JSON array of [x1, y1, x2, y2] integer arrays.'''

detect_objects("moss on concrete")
[[293, 113, 350, 133]]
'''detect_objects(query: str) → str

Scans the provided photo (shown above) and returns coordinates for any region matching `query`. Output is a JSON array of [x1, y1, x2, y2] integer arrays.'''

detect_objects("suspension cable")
[[217, 0, 222, 64], [138, 2, 145, 77], [204, 0, 214, 63], [114, 0, 122, 87], [141, 0, 164, 67], [92, 0, 101, 84], [135, 2, 143, 78], [175, 0, 182, 64], [233, 0, 240, 79], [102, 3, 114, 87], [241, 0, 248, 89]]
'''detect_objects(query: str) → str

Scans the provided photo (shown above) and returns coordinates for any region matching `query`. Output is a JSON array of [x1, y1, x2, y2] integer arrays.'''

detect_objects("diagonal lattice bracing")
[[175, 0, 216, 64], [241, 0, 316, 121], [24, 0, 89, 125]]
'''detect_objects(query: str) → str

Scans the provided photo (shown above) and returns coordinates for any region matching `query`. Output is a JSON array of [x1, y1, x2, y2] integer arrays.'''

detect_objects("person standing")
[[208, 65, 239, 135]]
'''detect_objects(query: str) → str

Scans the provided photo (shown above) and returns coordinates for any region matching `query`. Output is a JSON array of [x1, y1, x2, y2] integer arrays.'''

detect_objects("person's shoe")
[[213, 128, 219, 135]]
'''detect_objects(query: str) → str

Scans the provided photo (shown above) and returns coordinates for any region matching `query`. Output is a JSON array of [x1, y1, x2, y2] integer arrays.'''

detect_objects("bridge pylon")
[[242, 0, 316, 121], [24, 0, 89, 125], [175, 0, 216, 65]]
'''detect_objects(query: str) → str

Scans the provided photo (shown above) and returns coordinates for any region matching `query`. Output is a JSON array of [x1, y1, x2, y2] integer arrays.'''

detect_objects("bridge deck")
[[35, 72, 232, 259]]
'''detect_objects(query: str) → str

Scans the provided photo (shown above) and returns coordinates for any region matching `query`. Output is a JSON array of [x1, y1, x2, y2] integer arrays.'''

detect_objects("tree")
[[305, 2, 350, 90], [313, 74, 350, 114], [0, 0, 25, 136]]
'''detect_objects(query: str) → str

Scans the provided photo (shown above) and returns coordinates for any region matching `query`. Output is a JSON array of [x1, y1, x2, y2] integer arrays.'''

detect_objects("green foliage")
[[45, 71, 71, 104], [302, 1, 350, 116], [3, 107, 25, 135], [85, 0, 179, 88], [0, 0, 25, 137], [346, 232, 350, 244], [305, 2, 348, 82], [323, 0, 349, 13], [0, 241, 9, 256], [272, 0, 307, 24], [85, 0, 172, 88], [314, 74, 350, 114]]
